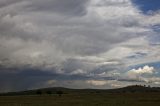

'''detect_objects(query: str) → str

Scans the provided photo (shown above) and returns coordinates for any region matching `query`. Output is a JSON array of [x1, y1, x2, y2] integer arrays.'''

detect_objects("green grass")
[[0, 92, 160, 106]]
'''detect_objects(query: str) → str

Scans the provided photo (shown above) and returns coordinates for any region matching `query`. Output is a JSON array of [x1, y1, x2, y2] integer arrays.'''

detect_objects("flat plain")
[[0, 92, 160, 106]]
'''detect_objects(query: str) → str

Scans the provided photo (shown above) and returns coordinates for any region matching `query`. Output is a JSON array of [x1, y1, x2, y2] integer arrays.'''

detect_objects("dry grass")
[[0, 92, 160, 106]]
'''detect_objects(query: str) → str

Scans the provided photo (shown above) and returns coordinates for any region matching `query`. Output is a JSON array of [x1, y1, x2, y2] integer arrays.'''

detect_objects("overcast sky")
[[0, 0, 160, 92]]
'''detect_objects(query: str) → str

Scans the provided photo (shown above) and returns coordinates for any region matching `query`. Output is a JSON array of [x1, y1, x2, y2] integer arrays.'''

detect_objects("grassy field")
[[0, 92, 160, 106]]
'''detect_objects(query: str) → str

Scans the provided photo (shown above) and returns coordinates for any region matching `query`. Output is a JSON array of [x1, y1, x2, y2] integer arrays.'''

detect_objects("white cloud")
[[47, 80, 56, 85], [111, 84, 122, 88], [128, 65, 155, 75], [86, 80, 107, 86], [100, 47, 133, 60], [125, 65, 155, 82], [70, 69, 86, 75]]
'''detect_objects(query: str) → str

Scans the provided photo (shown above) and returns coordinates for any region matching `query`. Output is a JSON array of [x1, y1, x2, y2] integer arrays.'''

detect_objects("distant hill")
[[107, 85, 160, 93], [1, 85, 160, 96]]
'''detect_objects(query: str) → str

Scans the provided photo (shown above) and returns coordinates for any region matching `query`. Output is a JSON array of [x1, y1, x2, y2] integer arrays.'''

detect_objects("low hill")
[[107, 85, 160, 93], [1, 85, 160, 96]]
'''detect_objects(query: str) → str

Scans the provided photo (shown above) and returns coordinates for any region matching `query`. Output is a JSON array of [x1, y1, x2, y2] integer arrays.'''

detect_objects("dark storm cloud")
[[0, 68, 52, 92], [0, 67, 92, 92]]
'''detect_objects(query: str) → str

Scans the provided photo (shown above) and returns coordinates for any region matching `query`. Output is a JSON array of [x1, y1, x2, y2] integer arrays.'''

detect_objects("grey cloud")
[[91, 66, 119, 77], [118, 78, 145, 83], [0, 14, 43, 41], [0, 0, 160, 91], [94, 0, 130, 6], [0, 0, 22, 8], [25, 0, 89, 16]]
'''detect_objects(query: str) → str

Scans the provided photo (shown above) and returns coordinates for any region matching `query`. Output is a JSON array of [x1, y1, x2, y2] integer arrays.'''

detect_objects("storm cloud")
[[0, 0, 160, 92]]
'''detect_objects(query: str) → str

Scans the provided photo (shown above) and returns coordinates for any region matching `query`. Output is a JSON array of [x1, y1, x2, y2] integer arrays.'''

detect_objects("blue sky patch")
[[128, 61, 160, 71], [152, 24, 160, 32], [126, 52, 147, 59], [132, 0, 160, 14]]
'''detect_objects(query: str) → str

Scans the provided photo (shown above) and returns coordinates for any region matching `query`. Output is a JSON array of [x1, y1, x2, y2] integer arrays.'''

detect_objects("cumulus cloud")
[[124, 65, 156, 83], [128, 65, 155, 75]]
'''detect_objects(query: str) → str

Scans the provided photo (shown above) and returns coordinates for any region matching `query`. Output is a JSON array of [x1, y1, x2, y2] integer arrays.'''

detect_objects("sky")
[[0, 0, 160, 92]]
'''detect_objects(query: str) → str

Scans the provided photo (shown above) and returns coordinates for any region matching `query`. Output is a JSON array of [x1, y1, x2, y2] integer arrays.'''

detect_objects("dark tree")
[[46, 91, 52, 95], [36, 90, 42, 95], [56, 91, 63, 96]]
